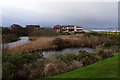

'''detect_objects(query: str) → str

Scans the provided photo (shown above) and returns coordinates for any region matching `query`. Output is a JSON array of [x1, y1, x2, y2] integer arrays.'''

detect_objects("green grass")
[[39, 53, 119, 79], [93, 31, 120, 35]]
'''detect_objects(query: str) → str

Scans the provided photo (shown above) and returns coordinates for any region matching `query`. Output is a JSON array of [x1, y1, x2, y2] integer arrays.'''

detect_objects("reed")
[[8, 37, 56, 53], [8, 35, 110, 54], [68, 36, 110, 48]]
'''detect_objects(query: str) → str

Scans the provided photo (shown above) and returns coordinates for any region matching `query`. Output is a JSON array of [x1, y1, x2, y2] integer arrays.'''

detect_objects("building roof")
[[11, 24, 22, 27], [76, 26, 82, 28], [26, 25, 40, 28], [53, 25, 82, 29], [53, 25, 61, 29]]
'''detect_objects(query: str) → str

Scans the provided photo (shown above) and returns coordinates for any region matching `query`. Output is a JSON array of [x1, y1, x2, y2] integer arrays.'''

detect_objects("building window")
[[69, 29, 74, 31]]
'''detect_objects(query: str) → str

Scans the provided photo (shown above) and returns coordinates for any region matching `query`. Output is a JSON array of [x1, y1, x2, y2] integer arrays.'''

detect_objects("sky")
[[1, 0, 119, 29]]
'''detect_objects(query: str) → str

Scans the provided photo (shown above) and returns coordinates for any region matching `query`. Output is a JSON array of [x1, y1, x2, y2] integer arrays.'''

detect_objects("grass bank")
[[41, 53, 119, 78]]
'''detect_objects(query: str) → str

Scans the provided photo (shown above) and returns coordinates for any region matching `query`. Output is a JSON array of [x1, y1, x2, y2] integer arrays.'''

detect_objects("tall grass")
[[68, 36, 109, 48], [8, 35, 110, 54], [8, 37, 56, 53]]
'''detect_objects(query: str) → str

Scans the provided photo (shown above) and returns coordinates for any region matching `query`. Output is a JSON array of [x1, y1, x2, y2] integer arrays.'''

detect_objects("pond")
[[42, 47, 95, 58], [3, 36, 95, 58], [3, 36, 31, 48]]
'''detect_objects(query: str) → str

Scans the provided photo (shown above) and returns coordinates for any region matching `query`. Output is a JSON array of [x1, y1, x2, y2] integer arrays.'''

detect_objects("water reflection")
[[43, 48, 94, 58], [3, 36, 31, 48]]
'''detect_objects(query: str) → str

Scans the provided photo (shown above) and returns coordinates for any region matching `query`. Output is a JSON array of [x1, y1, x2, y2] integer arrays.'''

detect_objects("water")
[[3, 36, 30, 48], [43, 47, 94, 58]]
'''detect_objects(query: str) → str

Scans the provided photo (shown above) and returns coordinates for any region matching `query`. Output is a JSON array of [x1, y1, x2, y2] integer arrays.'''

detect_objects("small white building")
[[53, 25, 83, 33]]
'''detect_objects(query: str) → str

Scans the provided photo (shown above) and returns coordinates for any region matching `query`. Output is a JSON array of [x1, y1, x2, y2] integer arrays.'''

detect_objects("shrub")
[[29, 28, 58, 37], [2, 27, 11, 34], [53, 38, 66, 44], [43, 56, 68, 76], [97, 49, 115, 59], [8, 54, 25, 67], [59, 32, 70, 35], [2, 62, 15, 80], [52, 38, 70, 48], [7, 53, 37, 67], [78, 49, 100, 66], [10, 24, 27, 36], [66, 60, 83, 71], [110, 45, 120, 52], [2, 53, 37, 80], [15, 64, 30, 80], [54, 53, 77, 64], [29, 59, 46, 78], [104, 35, 120, 48], [104, 40, 117, 48], [2, 34, 19, 43], [49, 54, 83, 72], [84, 31, 99, 37], [81, 53, 100, 66], [22, 53, 37, 63], [64, 53, 77, 61]]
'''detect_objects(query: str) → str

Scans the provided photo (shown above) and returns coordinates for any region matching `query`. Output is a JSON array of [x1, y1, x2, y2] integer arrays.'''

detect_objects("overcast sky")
[[1, 0, 119, 29]]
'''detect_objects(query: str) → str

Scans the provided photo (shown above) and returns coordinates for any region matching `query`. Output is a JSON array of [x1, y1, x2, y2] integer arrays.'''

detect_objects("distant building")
[[10, 24, 22, 28], [26, 25, 40, 30], [53, 25, 83, 33]]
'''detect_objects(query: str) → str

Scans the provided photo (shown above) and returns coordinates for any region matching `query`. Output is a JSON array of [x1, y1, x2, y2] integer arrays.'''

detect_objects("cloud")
[[1, 1, 118, 29]]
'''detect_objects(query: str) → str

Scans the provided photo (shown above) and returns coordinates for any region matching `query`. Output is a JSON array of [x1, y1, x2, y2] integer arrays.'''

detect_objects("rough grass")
[[8, 35, 110, 54], [8, 37, 55, 53], [39, 53, 119, 79]]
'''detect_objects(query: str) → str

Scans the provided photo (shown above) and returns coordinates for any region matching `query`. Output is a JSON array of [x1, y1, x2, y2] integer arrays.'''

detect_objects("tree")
[[10, 24, 27, 36], [2, 27, 10, 34]]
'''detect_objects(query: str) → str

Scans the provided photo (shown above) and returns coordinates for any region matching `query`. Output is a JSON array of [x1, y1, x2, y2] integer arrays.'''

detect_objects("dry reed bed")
[[8, 35, 110, 54], [8, 35, 74, 53], [68, 36, 109, 47], [8, 37, 55, 53]]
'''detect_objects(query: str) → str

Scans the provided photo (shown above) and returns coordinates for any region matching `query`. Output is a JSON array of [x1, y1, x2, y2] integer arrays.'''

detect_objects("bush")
[[29, 59, 46, 78], [78, 49, 100, 66], [104, 40, 118, 47], [10, 24, 27, 36], [2, 62, 15, 80], [81, 53, 100, 66], [52, 38, 69, 48], [59, 32, 70, 35], [54, 50, 100, 67], [97, 49, 115, 59], [29, 28, 58, 37], [43, 56, 68, 76], [2, 34, 19, 43], [2, 27, 11, 34], [104, 35, 120, 48], [53, 38, 66, 44], [7, 53, 37, 67], [84, 31, 100, 37], [15, 64, 30, 80], [52, 53, 83, 71], [70, 60, 83, 70], [54, 53, 77, 64], [2, 53, 37, 80]]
